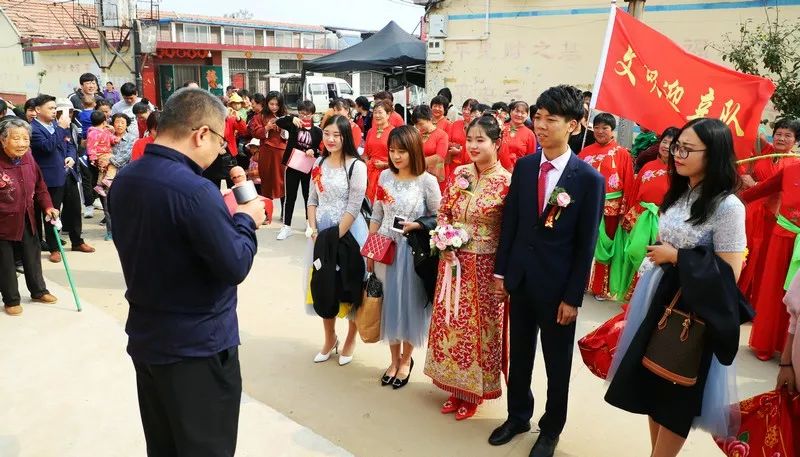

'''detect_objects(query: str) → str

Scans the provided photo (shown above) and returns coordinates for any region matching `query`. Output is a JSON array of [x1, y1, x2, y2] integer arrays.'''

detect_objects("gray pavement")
[[1, 203, 780, 456]]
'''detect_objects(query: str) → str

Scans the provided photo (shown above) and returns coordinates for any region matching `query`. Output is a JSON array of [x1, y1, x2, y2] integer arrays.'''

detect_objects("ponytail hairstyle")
[[322, 115, 358, 159], [467, 113, 502, 147]]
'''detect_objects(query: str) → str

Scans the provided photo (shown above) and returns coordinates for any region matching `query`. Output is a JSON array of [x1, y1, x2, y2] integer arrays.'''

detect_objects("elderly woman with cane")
[[0, 118, 59, 316]]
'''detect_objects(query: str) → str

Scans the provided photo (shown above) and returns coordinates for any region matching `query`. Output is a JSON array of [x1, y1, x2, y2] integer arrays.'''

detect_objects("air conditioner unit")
[[427, 39, 444, 62], [411, 0, 430, 5], [428, 15, 448, 38]]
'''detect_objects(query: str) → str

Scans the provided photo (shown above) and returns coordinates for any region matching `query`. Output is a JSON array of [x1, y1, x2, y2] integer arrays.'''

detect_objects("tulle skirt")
[[606, 266, 740, 438], [374, 239, 432, 347]]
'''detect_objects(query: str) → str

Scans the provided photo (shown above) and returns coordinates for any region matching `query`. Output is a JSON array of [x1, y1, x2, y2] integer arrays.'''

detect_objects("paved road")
[[2, 203, 779, 456]]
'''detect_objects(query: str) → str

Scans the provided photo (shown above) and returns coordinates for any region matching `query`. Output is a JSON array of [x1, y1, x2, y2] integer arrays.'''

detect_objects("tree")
[[223, 9, 254, 20], [710, 8, 800, 119]]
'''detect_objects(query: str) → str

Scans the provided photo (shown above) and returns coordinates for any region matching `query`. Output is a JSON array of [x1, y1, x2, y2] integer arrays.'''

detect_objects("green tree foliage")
[[224, 9, 254, 20], [710, 9, 800, 119]]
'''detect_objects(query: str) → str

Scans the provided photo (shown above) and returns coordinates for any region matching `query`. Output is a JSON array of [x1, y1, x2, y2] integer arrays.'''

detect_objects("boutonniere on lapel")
[[454, 169, 474, 195], [544, 187, 573, 229]]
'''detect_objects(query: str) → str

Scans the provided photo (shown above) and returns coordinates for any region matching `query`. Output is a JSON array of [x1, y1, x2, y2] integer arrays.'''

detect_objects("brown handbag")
[[642, 290, 707, 387], [356, 274, 383, 343]]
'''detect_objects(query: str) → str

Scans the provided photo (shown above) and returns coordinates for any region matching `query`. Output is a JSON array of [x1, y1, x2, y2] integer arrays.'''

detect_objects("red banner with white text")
[[592, 8, 775, 159]]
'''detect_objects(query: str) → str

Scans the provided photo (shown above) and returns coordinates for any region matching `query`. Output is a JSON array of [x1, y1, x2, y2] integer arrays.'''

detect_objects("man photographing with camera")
[[109, 88, 266, 456]]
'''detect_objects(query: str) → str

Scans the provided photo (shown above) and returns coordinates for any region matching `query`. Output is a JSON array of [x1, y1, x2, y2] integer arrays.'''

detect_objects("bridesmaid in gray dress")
[[307, 115, 368, 366], [368, 126, 442, 389]]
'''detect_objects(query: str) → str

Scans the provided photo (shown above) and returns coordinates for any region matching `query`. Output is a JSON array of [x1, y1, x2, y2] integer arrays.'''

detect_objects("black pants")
[[282, 167, 310, 226], [0, 218, 49, 305], [133, 347, 242, 457], [506, 289, 577, 438], [43, 176, 84, 251], [81, 161, 99, 206]]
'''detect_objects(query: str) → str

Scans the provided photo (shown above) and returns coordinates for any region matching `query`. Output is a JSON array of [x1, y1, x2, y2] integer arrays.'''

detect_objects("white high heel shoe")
[[313, 338, 339, 363], [338, 353, 354, 366]]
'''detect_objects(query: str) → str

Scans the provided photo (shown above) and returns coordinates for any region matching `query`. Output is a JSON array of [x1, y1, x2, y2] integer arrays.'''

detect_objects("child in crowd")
[[245, 138, 261, 192], [85, 110, 118, 197], [78, 94, 97, 140], [132, 99, 153, 139]]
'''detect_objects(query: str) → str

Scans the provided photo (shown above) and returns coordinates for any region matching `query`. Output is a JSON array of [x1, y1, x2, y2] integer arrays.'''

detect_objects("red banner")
[[592, 8, 775, 159]]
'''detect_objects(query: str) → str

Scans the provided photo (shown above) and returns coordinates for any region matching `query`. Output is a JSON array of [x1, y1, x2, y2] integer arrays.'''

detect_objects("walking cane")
[[52, 224, 82, 312]]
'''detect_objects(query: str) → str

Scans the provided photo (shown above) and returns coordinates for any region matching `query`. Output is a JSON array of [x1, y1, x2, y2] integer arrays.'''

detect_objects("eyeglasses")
[[669, 143, 706, 160], [192, 126, 227, 151]]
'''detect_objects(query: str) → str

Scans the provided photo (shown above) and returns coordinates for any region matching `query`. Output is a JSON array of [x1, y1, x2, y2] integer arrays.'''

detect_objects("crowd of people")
[[2, 69, 799, 457]]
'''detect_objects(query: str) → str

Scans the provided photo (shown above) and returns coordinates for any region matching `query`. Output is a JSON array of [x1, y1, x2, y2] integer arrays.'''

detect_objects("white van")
[[282, 76, 357, 112]]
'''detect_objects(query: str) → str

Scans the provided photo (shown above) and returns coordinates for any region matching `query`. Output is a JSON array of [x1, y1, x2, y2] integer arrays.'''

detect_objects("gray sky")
[[159, 0, 425, 33]]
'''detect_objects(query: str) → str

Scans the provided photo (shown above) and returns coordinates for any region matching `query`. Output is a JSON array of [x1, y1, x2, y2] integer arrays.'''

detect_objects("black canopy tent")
[[302, 21, 426, 119]]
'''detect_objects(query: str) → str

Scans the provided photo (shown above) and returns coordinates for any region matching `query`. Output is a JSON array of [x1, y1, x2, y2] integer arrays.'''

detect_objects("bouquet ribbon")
[[438, 257, 462, 325]]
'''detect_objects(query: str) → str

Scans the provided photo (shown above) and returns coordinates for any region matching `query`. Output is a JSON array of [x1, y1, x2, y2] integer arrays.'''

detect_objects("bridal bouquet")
[[429, 223, 470, 254], [430, 223, 470, 325]]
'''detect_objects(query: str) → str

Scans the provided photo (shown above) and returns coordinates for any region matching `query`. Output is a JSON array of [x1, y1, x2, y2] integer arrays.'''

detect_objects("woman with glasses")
[[249, 91, 288, 204], [740, 118, 800, 361], [618, 127, 679, 300], [274, 100, 323, 240], [738, 118, 800, 317], [606, 118, 750, 457]]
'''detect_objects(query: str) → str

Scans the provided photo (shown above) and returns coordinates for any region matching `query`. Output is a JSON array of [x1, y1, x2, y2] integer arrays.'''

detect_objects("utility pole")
[[616, 0, 646, 148], [132, 19, 144, 96]]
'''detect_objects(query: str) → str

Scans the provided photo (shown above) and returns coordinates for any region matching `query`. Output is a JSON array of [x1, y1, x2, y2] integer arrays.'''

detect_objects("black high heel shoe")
[[392, 358, 414, 390], [381, 369, 396, 386]]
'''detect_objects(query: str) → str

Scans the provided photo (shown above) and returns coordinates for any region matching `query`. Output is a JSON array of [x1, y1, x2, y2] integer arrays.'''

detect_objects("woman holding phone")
[[369, 126, 441, 389]]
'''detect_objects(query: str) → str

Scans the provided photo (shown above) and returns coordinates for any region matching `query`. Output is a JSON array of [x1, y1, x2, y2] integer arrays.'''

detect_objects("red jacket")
[[0, 151, 53, 241], [225, 115, 247, 156]]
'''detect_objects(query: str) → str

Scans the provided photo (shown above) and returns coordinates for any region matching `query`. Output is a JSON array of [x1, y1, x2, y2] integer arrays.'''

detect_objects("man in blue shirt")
[[109, 88, 266, 456]]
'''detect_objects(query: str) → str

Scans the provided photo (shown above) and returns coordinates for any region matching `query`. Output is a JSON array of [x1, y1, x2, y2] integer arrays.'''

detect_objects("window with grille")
[[173, 65, 200, 87], [265, 31, 275, 47], [301, 33, 314, 49], [275, 31, 292, 47], [233, 28, 256, 46], [22, 50, 34, 66], [279, 59, 301, 73], [360, 72, 385, 97], [182, 24, 209, 43]]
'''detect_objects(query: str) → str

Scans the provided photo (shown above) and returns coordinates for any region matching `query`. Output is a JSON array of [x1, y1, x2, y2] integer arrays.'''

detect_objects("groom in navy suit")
[[489, 86, 605, 457]]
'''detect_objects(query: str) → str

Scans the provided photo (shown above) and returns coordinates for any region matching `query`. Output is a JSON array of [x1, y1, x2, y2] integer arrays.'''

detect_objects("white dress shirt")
[[539, 148, 572, 213]]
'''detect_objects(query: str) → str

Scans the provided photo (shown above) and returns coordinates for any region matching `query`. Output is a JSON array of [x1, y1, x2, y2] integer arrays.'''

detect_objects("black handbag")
[[642, 290, 707, 387]]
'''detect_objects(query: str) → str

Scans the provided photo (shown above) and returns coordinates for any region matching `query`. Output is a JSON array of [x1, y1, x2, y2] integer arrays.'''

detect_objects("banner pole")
[[589, 1, 618, 111], [736, 153, 800, 165]]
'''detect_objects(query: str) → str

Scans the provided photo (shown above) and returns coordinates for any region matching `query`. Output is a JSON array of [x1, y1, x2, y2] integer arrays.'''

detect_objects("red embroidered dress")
[[363, 124, 394, 202], [738, 151, 799, 305], [424, 162, 511, 403], [578, 140, 635, 298], [740, 163, 800, 357], [498, 124, 536, 172]]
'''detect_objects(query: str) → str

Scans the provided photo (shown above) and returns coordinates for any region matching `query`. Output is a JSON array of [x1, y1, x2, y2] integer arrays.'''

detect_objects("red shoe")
[[755, 350, 773, 361], [455, 402, 480, 421], [441, 396, 461, 414]]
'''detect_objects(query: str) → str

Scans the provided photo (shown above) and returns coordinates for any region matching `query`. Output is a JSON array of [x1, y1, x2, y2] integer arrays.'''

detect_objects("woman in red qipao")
[[578, 113, 635, 300], [620, 127, 677, 300], [448, 99, 479, 172], [363, 99, 394, 202], [738, 119, 800, 305], [431, 95, 451, 133], [412, 104, 450, 193], [424, 115, 511, 421], [740, 118, 800, 361], [249, 91, 288, 200], [498, 101, 537, 172]]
